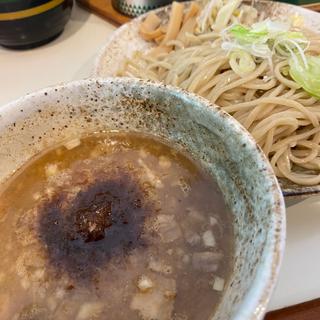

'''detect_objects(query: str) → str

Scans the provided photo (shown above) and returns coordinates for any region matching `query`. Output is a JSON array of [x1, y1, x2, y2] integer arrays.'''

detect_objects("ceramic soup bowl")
[[0, 78, 285, 320]]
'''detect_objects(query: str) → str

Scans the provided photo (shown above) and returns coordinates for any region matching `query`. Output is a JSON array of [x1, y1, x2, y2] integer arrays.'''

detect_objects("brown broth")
[[0, 132, 234, 320]]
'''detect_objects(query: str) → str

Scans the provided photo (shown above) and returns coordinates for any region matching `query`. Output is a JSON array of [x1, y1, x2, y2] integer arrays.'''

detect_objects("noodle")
[[118, 0, 320, 186]]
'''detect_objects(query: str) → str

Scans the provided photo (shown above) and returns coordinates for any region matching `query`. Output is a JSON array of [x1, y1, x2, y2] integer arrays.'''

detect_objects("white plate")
[[93, 0, 320, 198]]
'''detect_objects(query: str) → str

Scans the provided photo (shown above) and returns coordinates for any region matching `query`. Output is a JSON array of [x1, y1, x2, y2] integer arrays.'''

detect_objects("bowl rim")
[[0, 77, 286, 320]]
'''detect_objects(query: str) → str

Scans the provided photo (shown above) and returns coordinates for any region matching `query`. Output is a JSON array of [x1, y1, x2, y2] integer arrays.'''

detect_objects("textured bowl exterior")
[[0, 0, 73, 49], [93, 0, 320, 197], [0, 78, 286, 320]]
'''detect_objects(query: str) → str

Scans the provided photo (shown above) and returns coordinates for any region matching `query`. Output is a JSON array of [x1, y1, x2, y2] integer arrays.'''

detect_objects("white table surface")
[[1, 3, 320, 313]]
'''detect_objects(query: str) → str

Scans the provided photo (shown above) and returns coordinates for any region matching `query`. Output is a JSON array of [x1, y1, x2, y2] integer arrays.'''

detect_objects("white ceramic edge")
[[92, 24, 130, 77], [0, 78, 286, 320], [91, 11, 150, 78], [234, 198, 286, 320]]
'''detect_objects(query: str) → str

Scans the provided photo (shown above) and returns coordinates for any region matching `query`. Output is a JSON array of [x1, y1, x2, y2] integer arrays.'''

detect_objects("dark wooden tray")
[[76, 0, 130, 25], [265, 298, 320, 319]]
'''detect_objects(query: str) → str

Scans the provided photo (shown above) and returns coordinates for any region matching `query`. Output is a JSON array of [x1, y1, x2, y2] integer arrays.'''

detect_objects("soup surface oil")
[[0, 132, 233, 320]]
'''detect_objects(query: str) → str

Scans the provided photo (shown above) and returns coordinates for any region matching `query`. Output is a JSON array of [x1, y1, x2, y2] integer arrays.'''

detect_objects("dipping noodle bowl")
[[0, 78, 285, 320]]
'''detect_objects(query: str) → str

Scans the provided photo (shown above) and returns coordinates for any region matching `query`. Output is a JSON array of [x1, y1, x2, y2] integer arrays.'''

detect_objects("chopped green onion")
[[222, 18, 309, 76], [229, 50, 256, 76], [229, 24, 268, 44], [197, 0, 241, 33], [289, 55, 320, 99]]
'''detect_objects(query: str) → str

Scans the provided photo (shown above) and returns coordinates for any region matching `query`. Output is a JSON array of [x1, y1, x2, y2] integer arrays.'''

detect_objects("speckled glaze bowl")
[[0, 78, 285, 320]]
